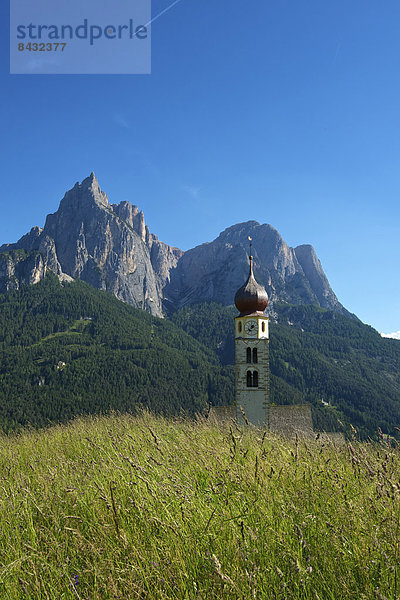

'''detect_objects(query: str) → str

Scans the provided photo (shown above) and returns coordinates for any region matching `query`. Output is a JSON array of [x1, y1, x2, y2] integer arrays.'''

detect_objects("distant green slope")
[[171, 302, 400, 438], [0, 276, 233, 432]]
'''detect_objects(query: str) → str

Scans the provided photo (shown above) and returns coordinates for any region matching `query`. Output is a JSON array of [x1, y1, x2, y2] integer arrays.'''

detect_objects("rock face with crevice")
[[0, 174, 348, 317]]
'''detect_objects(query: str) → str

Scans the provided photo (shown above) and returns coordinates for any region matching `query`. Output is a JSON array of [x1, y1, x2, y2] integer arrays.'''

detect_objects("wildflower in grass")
[[70, 573, 79, 591]]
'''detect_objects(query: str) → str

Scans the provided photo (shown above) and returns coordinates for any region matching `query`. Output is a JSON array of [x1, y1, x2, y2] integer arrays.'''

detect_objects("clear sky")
[[1, 0, 399, 334]]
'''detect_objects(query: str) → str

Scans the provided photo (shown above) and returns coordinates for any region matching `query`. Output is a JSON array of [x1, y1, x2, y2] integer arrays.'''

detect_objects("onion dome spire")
[[234, 238, 269, 316]]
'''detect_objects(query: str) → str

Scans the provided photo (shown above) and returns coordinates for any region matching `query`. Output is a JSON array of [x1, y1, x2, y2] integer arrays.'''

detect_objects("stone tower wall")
[[235, 338, 269, 427]]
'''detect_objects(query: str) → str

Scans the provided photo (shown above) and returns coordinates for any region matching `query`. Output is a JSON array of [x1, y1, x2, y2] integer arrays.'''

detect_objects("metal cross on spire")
[[248, 236, 252, 257]]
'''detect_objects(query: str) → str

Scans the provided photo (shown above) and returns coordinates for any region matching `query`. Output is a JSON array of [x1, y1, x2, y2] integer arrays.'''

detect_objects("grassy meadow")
[[0, 412, 399, 599]]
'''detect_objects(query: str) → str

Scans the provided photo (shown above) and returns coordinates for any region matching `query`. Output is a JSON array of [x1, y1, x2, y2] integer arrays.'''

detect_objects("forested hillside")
[[0, 276, 233, 432], [172, 303, 400, 438], [1, 276, 399, 437]]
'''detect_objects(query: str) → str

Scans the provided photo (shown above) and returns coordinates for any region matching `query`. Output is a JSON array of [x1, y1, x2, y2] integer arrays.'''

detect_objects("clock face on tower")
[[245, 319, 257, 337]]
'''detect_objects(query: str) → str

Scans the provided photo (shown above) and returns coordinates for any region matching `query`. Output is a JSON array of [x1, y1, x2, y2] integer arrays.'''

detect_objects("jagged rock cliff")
[[0, 235, 72, 293], [0, 174, 181, 316], [110, 200, 183, 293], [163, 221, 345, 314], [0, 249, 47, 292], [0, 174, 346, 317]]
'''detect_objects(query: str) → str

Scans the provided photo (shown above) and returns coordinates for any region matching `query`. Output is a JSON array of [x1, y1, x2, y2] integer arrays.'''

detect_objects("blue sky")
[[0, 0, 399, 333]]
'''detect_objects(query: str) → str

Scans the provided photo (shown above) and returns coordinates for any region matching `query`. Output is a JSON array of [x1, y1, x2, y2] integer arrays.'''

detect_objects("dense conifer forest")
[[0, 276, 233, 432], [0, 276, 399, 437]]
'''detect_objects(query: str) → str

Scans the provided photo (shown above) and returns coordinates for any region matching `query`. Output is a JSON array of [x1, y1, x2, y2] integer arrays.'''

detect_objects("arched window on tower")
[[246, 347, 251, 363], [262, 321, 266, 333], [252, 348, 258, 363], [238, 321, 242, 333], [246, 370, 259, 388], [246, 370, 252, 387]]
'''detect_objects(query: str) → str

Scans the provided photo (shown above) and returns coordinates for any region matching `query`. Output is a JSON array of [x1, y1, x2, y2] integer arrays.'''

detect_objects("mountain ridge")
[[164, 219, 347, 315], [0, 174, 348, 318]]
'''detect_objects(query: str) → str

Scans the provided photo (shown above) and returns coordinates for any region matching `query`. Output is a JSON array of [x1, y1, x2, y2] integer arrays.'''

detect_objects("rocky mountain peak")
[[59, 171, 109, 213], [0, 175, 348, 319], [219, 220, 261, 238], [0, 175, 183, 317]]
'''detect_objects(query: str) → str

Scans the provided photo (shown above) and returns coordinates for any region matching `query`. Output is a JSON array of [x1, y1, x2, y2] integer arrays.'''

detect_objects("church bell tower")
[[234, 240, 270, 427]]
